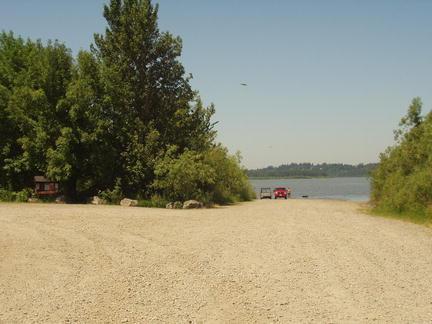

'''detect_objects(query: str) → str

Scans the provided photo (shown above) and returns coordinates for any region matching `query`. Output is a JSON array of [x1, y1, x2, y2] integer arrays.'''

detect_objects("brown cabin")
[[34, 176, 59, 196]]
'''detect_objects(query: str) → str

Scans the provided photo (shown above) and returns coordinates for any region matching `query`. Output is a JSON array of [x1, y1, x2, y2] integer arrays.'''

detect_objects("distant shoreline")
[[247, 163, 377, 179]]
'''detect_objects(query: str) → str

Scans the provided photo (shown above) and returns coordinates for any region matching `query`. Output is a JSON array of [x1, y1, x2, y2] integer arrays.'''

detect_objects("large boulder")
[[91, 196, 105, 205], [166, 202, 174, 209], [120, 198, 138, 207], [166, 201, 184, 209], [183, 200, 203, 209]]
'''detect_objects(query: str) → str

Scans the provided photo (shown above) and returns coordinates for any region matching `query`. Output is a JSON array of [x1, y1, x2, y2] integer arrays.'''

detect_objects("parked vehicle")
[[273, 187, 291, 199], [260, 187, 272, 199]]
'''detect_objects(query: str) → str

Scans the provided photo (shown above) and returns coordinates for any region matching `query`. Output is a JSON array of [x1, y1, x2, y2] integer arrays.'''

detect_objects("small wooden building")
[[34, 176, 59, 196]]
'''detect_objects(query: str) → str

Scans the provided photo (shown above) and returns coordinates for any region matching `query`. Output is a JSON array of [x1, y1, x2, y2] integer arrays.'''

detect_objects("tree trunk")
[[63, 177, 78, 203]]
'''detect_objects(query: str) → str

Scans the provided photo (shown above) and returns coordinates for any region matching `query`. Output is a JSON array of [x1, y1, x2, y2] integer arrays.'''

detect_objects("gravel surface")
[[1, 200, 432, 323]]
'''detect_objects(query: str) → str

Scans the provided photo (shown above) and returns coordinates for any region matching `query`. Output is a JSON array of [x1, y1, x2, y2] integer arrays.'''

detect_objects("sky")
[[1, 1, 432, 169]]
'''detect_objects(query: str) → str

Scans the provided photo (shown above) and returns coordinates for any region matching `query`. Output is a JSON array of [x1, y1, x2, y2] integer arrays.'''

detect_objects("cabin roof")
[[34, 176, 55, 183]]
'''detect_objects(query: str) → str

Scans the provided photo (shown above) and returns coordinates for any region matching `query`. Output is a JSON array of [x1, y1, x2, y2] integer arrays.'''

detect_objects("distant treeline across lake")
[[247, 163, 378, 178]]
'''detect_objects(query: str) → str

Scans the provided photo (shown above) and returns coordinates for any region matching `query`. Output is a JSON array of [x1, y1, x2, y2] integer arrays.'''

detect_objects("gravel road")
[[1, 200, 432, 323]]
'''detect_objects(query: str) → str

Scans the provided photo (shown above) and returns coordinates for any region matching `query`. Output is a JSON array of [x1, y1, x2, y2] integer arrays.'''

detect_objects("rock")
[[173, 201, 183, 209], [120, 198, 138, 207], [28, 198, 40, 203], [166, 202, 174, 209], [167, 201, 186, 209], [55, 195, 66, 204], [183, 200, 203, 209], [91, 196, 105, 205]]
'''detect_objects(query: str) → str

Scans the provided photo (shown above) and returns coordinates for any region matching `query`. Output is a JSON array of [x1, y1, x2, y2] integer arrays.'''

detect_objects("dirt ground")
[[1, 200, 432, 323]]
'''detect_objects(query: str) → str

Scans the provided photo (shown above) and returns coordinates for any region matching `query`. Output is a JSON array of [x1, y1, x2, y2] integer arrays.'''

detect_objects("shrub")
[[153, 145, 255, 205], [150, 194, 169, 208], [98, 178, 123, 204], [0, 188, 15, 202], [371, 98, 432, 223], [15, 188, 32, 202], [203, 147, 256, 204], [137, 200, 153, 208], [0, 188, 33, 202], [137, 195, 169, 208], [152, 146, 216, 203]]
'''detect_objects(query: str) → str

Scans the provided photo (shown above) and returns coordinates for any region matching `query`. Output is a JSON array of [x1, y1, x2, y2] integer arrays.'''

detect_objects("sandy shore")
[[1, 200, 432, 323]]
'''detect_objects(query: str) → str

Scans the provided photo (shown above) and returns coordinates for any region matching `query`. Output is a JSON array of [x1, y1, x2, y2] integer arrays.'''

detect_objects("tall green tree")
[[46, 51, 115, 201], [93, 0, 215, 195], [0, 32, 73, 190]]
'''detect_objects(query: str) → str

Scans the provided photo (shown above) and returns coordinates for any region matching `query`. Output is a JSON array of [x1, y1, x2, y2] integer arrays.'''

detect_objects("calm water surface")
[[249, 177, 370, 201]]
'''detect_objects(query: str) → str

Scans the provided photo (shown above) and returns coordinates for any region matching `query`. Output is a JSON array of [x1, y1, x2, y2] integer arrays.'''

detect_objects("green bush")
[[152, 145, 255, 205], [137, 200, 153, 208], [137, 195, 169, 208], [150, 194, 169, 208], [0, 188, 33, 202], [204, 147, 256, 204], [15, 188, 32, 202], [371, 97, 432, 223], [0, 188, 15, 202], [153, 146, 215, 203], [98, 179, 123, 204]]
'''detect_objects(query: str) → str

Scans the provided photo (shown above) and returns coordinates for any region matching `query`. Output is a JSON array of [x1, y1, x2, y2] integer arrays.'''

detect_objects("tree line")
[[0, 0, 254, 204], [371, 97, 432, 222], [248, 163, 377, 178]]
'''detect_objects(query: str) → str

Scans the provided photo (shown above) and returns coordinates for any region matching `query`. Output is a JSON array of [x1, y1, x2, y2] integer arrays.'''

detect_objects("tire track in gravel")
[[1, 200, 432, 323]]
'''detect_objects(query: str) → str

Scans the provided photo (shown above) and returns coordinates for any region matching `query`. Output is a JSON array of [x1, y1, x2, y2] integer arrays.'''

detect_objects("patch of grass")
[[137, 200, 155, 208], [137, 195, 168, 208], [366, 205, 432, 227]]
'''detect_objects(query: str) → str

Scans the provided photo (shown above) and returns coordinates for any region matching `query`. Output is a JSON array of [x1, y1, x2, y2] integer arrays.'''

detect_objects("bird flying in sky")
[[240, 83, 248, 86]]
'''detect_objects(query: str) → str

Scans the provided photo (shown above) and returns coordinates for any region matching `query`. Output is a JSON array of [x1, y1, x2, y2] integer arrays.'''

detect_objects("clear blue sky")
[[2, 1, 432, 168]]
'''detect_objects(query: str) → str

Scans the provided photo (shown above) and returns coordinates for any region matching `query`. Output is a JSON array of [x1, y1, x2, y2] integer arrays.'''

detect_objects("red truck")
[[273, 187, 291, 199]]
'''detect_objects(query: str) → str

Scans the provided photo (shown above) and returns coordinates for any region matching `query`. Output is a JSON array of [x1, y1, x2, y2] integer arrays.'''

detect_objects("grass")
[[364, 205, 432, 228], [137, 200, 163, 208], [137, 195, 169, 208]]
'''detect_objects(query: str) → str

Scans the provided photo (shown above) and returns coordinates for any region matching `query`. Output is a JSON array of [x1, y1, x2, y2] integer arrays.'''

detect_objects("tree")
[[0, 1, 251, 205], [371, 97, 432, 221], [0, 32, 73, 190], [394, 97, 423, 141], [93, 0, 216, 195], [46, 51, 115, 201]]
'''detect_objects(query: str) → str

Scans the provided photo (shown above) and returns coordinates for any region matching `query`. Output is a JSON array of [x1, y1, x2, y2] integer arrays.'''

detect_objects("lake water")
[[249, 177, 370, 201]]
